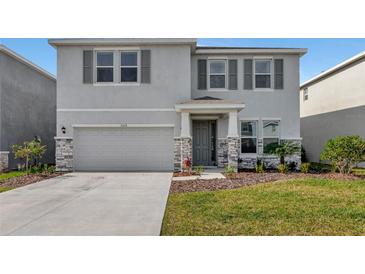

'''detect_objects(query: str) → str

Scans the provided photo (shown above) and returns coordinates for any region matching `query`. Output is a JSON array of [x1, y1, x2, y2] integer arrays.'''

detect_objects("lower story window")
[[241, 121, 257, 153], [263, 120, 280, 153]]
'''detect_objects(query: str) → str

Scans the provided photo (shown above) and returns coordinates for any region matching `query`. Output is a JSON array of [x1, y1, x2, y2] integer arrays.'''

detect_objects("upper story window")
[[303, 88, 308, 101], [241, 121, 258, 153], [263, 120, 280, 153], [209, 60, 226, 89], [96, 51, 114, 82], [254, 59, 271, 89], [121, 51, 138, 82]]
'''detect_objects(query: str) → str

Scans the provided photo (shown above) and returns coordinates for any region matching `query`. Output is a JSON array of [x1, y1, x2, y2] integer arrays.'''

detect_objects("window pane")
[[210, 61, 225, 74], [241, 121, 257, 137], [263, 138, 279, 153], [241, 138, 257, 153], [263, 120, 279, 137], [97, 52, 113, 66], [121, 52, 137, 66], [210, 75, 225, 88], [255, 60, 271, 73], [255, 75, 271, 88], [97, 68, 113, 82], [121, 67, 138, 82]]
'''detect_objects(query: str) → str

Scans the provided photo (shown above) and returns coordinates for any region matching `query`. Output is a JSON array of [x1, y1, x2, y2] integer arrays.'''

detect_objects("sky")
[[1, 38, 365, 83]]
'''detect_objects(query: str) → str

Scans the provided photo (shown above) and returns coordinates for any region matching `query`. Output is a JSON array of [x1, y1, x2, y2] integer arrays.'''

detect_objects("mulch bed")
[[0, 173, 64, 190], [170, 172, 362, 193]]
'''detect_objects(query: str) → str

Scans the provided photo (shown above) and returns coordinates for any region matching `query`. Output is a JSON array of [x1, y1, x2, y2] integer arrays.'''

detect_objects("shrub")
[[12, 139, 46, 174], [255, 160, 265, 173], [224, 165, 236, 177], [278, 164, 288, 174], [195, 166, 205, 176], [320, 135, 365, 174], [183, 157, 192, 174], [288, 161, 297, 171], [300, 163, 310, 173], [266, 141, 301, 165], [301, 146, 308, 163]]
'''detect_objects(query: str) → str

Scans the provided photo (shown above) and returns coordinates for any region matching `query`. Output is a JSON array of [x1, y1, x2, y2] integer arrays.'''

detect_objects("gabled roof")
[[300, 50, 365, 89], [0, 44, 56, 81]]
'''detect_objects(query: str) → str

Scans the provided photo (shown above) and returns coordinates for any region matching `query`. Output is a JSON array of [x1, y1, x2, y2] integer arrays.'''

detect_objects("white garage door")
[[73, 127, 174, 171]]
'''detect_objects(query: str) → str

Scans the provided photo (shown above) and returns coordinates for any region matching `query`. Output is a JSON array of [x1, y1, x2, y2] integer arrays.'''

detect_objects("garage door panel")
[[74, 127, 174, 171]]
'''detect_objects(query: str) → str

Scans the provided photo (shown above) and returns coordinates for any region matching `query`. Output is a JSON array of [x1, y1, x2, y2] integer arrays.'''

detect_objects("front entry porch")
[[174, 97, 245, 172]]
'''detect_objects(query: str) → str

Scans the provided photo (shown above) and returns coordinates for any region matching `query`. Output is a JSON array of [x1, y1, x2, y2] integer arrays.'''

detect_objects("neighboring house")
[[0, 45, 56, 171], [300, 51, 365, 167], [49, 38, 306, 172]]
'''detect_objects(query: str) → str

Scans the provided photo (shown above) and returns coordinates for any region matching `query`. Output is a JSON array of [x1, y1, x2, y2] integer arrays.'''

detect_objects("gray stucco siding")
[[0, 51, 56, 169], [191, 54, 301, 139], [57, 111, 181, 137], [301, 105, 365, 167], [57, 45, 191, 109]]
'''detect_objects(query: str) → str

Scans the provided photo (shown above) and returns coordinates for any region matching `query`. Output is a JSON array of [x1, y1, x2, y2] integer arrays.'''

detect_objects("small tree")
[[267, 141, 300, 165], [12, 139, 47, 174], [29, 139, 46, 166], [320, 135, 365, 174], [12, 142, 32, 173]]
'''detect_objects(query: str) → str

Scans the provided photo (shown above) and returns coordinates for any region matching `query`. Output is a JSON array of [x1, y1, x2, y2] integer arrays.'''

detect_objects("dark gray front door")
[[193, 120, 216, 166]]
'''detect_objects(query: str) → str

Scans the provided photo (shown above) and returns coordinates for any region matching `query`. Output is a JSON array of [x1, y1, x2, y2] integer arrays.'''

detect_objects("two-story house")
[[49, 39, 306, 172], [0, 44, 56, 171], [300, 51, 365, 167]]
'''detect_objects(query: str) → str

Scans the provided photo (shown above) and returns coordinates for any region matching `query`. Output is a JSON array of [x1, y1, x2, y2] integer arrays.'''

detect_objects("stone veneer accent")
[[174, 137, 192, 171], [227, 137, 240, 172], [238, 139, 302, 170], [217, 138, 228, 168], [0, 151, 9, 172], [55, 137, 73, 172]]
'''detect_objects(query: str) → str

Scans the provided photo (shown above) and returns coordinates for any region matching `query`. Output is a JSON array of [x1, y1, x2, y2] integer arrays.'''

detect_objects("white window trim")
[[120, 50, 140, 84], [262, 120, 281, 154], [240, 120, 258, 155], [253, 58, 274, 91], [207, 59, 228, 90], [303, 88, 308, 101], [96, 51, 114, 83]]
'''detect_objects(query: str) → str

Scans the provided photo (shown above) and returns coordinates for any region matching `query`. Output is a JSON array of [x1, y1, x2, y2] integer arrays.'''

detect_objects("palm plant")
[[266, 141, 300, 165]]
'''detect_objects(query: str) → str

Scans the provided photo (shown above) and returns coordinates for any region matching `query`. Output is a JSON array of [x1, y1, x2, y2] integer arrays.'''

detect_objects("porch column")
[[227, 111, 239, 172], [174, 112, 192, 172], [180, 112, 191, 137]]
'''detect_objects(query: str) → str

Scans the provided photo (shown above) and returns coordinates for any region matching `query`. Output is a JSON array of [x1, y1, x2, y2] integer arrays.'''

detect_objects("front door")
[[193, 120, 216, 166]]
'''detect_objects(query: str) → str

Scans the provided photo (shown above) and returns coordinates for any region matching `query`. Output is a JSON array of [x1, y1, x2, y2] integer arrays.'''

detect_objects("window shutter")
[[198, 59, 207, 90], [244, 59, 253, 90], [274, 59, 284, 89], [83, 50, 93, 84], [141, 50, 151, 83], [228, 59, 238, 90]]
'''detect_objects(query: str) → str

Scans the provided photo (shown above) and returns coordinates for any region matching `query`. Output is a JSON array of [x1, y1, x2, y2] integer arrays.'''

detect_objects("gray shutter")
[[198, 59, 207, 90], [244, 59, 253, 90], [141, 50, 151, 83], [274, 59, 284, 89], [228, 59, 238, 90], [83, 50, 93, 84]]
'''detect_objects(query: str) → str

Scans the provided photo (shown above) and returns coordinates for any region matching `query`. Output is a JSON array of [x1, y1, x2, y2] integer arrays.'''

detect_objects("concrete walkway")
[[172, 168, 226, 181], [0, 172, 172, 236]]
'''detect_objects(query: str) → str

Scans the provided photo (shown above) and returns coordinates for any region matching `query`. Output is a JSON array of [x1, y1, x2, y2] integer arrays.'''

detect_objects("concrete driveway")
[[0, 172, 172, 236]]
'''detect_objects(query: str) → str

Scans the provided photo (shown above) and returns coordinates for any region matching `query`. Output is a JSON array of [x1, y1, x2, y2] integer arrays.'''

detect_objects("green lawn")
[[161, 178, 365, 236], [0, 171, 27, 181], [0, 186, 15, 193]]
